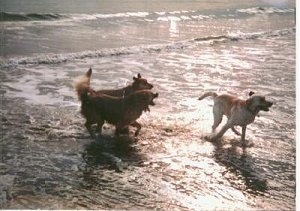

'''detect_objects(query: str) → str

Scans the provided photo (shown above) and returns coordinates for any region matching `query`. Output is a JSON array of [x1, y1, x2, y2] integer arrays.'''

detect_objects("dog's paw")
[[204, 135, 217, 142], [241, 140, 254, 148], [89, 132, 97, 139], [134, 130, 140, 136], [204, 135, 211, 141], [143, 106, 150, 112]]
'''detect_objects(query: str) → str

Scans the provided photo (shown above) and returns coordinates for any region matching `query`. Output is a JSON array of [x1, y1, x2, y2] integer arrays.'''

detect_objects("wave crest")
[[0, 12, 65, 22], [237, 7, 294, 15], [0, 27, 295, 68]]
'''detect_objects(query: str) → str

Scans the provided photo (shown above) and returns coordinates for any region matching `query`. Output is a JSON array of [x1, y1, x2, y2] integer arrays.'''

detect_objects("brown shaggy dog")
[[87, 68, 154, 133], [74, 69, 158, 137], [198, 92, 273, 145]]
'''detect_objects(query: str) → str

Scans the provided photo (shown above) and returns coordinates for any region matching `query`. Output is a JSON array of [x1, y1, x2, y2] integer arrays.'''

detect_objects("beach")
[[0, 0, 296, 209]]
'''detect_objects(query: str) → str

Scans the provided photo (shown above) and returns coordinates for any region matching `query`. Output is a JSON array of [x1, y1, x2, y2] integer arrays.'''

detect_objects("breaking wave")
[[0, 6, 294, 23], [0, 27, 295, 68], [237, 7, 295, 15], [0, 12, 65, 22]]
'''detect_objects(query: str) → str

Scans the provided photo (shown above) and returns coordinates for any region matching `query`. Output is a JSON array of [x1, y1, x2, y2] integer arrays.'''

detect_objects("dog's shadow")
[[82, 134, 145, 173], [212, 139, 267, 195]]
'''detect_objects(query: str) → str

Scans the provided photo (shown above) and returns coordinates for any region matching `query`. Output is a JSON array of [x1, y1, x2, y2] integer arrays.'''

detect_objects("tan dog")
[[198, 92, 273, 145], [74, 69, 158, 137], [87, 68, 153, 97]]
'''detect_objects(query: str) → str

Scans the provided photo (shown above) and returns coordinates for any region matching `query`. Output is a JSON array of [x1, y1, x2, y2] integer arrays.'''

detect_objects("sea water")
[[0, 0, 296, 209]]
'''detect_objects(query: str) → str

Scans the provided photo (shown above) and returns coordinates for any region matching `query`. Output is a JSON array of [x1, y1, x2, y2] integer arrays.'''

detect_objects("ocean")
[[0, 0, 296, 210]]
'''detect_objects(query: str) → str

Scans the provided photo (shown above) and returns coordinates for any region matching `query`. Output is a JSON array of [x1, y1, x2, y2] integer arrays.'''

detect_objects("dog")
[[198, 91, 273, 145], [82, 68, 154, 133], [86, 68, 154, 133], [74, 69, 158, 137], [86, 68, 153, 97]]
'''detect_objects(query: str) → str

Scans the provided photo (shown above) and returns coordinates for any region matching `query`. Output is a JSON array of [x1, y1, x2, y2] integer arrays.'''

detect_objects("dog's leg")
[[118, 126, 130, 134], [212, 106, 223, 132], [85, 121, 95, 138], [241, 126, 247, 147], [115, 127, 121, 136], [96, 119, 104, 135], [115, 125, 125, 136], [231, 127, 241, 136], [131, 121, 142, 136], [210, 123, 230, 141]]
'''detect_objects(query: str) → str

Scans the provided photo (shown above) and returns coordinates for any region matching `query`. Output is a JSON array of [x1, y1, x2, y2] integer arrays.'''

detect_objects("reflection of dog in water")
[[213, 140, 268, 194], [198, 91, 273, 145], [74, 68, 158, 137]]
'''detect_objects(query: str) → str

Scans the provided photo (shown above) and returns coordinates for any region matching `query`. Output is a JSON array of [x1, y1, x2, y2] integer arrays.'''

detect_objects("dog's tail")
[[74, 68, 93, 101], [198, 92, 218, 101]]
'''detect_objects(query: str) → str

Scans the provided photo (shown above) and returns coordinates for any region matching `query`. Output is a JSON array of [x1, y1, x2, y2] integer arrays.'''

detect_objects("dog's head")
[[132, 73, 154, 90], [128, 90, 158, 112], [246, 95, 273, 113], [74, 68, 93, 101]]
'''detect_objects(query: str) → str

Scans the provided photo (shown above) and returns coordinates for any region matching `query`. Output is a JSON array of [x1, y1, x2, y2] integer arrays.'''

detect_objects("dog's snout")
[[268, 101, 273, 107], [154, 93, 159, 98]]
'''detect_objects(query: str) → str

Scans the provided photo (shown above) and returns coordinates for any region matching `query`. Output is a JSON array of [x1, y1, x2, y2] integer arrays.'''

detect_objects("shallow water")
[[0, 0, 296, 210]]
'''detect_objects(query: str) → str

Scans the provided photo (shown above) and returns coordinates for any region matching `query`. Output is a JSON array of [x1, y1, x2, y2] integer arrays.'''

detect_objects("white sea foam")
[[70, 12, 150, 21], [180, 16, 191, 20], [0, 27, 294, 69], [157, 16, 182, 22], [191, 15, 212, 20], [155, 12, 166, 15]]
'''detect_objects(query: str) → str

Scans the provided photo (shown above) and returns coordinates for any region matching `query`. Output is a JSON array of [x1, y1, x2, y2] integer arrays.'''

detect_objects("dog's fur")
[[198, 92, 273, 145], [74, 69, 158, 137], [86, 68, 153, 97]]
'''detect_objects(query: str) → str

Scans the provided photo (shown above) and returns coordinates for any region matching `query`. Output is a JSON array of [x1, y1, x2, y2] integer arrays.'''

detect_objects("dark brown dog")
[[74, 69, 158, 137], [80, 68, 154, 133], [87, 68, 153, 97]]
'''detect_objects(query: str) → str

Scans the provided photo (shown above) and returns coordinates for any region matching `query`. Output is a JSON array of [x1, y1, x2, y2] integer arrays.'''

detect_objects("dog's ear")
[[249, 91, 255, 96], [133, 73, 141, 81], [86, 68, 92, 77]]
